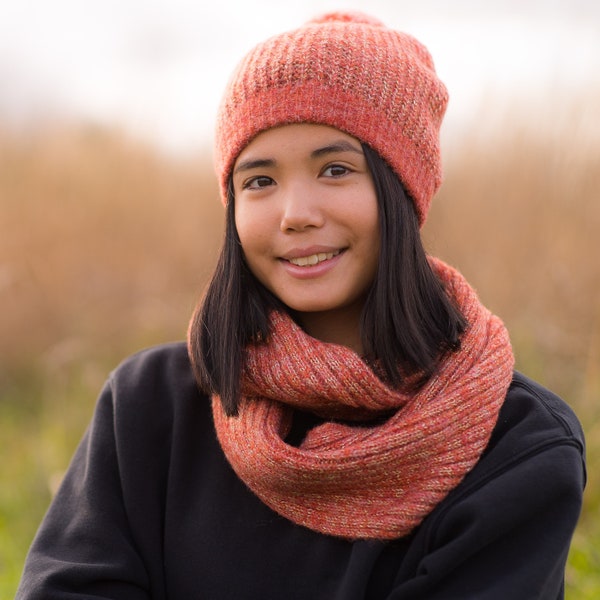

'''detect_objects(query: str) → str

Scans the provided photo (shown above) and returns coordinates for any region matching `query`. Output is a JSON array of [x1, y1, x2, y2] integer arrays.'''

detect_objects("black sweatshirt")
[[16, 343, 586, 599]]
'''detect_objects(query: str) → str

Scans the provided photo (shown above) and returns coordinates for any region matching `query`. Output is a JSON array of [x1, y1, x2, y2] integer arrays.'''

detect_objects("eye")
[[243, 175, 275, 190], [322, 164, 352, 178]]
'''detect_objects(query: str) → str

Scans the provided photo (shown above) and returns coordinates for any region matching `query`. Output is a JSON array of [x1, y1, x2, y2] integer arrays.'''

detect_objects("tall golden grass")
[[1, 103, 599, 596], [426, 116, 600, 411], [0, 124, 223, 371], [1, 114, 598, 407]]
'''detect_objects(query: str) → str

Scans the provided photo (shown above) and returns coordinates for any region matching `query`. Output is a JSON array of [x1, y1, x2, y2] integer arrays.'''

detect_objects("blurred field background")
[[1, 1, 600, 595], [1, 100, 599, 597]]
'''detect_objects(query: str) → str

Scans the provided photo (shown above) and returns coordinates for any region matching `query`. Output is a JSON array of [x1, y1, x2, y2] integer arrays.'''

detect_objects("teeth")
[[289, 250, 340, 267]]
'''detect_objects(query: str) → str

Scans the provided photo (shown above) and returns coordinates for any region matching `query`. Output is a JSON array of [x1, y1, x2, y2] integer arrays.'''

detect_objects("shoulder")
[[489, 371, 585, 462], [108, 342, 199, 397], [101, 342, 207, 426], [400, 373, 586, 593], [421, 371, 586, 525], [455, 370, 587, 501], [420, 371, 586, 536], [110, 341, 193, 382]]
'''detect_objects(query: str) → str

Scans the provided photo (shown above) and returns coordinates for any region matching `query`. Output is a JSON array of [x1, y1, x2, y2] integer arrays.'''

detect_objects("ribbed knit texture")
[[214, 12, 448, 225], [212, 258, 515, 540]]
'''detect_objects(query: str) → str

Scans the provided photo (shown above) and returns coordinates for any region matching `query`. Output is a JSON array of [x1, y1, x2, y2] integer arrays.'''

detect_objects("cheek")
[[234, 205, 256, 248], [235, 208, 271, 258], [350, 196, 379, 250]]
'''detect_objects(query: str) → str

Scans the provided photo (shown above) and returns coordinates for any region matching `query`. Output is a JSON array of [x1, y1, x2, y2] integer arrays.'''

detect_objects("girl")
[[17, 12, 585, 599]]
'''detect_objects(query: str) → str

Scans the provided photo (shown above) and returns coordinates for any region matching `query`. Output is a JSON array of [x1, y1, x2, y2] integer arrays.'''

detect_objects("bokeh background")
[[1, 0, 599, 597]]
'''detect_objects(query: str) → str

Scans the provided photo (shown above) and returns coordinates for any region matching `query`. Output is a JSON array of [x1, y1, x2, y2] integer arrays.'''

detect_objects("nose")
[[279, 181, 325, 232]]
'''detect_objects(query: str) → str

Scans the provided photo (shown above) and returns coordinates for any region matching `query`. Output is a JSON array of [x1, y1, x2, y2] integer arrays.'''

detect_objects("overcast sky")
[[1, 0, 599, 152]]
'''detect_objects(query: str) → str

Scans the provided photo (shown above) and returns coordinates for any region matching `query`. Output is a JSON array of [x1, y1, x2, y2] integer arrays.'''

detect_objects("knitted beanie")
[[214, 11, 448, 225]]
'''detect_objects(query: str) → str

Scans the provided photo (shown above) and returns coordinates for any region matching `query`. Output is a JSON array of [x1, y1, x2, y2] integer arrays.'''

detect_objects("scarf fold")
[[211, 258, 514, 540]]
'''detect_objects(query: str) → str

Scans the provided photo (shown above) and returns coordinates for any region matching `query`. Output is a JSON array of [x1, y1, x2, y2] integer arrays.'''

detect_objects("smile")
[[287, 250, 341, 267]]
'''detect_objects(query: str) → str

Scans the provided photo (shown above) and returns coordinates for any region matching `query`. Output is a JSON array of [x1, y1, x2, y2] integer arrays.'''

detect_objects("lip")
[[280, 245, 343, 261], [279, 246, 345, 279]]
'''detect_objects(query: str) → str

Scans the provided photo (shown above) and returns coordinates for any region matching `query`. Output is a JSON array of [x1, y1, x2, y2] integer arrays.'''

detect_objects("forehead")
[[235, 123, 362, 162]]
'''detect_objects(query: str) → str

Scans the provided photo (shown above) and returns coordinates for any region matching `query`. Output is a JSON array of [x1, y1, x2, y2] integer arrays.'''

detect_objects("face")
[[232, 123, 380, 348]]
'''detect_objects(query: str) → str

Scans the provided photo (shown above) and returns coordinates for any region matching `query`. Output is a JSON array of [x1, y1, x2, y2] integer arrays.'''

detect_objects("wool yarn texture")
[[212, 258, 515, 540], [214, 11, 448, 226]]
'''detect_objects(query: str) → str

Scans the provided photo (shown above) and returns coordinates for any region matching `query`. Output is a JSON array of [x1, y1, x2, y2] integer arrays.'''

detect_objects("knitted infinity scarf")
[[212, 258, 514, 540]]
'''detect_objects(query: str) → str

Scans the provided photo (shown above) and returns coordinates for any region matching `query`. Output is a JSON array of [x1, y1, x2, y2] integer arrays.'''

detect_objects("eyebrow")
[[233, 140, 364, 175], [310, 140, 364, 158], [233, 158, 275, 175]]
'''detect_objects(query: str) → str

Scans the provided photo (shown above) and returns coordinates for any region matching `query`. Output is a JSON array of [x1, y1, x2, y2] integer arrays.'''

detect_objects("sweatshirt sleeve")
[[388, 377, 586, 600], [16, 379, 155, 600]]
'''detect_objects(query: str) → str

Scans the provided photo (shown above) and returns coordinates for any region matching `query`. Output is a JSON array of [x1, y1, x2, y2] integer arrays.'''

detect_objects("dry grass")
[[425, 118, 600, 409], [0, 124, 224, 372], [0, 105, 599, 595], [1, 109, 598, 485]]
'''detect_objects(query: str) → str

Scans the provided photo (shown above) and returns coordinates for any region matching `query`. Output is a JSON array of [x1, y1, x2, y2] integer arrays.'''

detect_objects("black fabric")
[[16, 343, 586, 599]]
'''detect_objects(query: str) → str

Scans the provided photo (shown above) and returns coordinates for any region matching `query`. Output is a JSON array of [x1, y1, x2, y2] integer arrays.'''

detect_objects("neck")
[[292, 305, 364, 355]]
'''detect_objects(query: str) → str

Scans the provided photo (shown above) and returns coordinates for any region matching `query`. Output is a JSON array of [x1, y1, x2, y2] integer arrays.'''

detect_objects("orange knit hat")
[[214, 11, 448, 226]]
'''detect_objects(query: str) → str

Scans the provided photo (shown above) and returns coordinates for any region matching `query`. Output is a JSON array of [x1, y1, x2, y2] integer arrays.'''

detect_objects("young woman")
[[17, 11, 585, 599]]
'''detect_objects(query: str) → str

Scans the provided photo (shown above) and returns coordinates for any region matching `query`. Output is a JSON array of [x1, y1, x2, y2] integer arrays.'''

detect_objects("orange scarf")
[[212, 258, 514, 540]]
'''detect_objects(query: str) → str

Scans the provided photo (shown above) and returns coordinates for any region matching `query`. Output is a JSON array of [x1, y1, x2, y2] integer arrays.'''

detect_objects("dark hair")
[[188, 144, 466, 416]]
